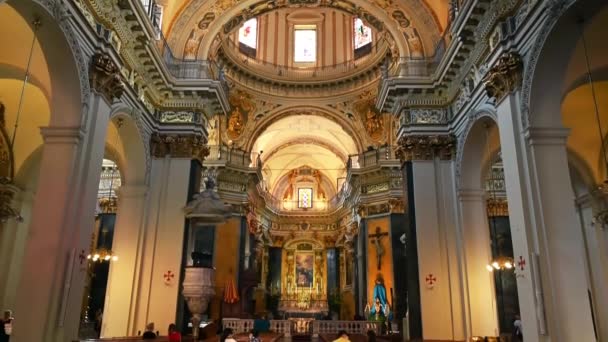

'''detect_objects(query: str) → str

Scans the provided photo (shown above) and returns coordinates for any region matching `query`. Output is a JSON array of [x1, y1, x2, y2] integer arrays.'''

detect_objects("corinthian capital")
[[89, 53, 124, 103], [396, 134, 457, 162], [483, 52, 523, 103], [150, 133, 210, 162]]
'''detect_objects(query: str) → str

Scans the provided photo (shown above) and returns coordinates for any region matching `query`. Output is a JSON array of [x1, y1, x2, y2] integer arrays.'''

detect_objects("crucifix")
[[369, 227, 389, 270]]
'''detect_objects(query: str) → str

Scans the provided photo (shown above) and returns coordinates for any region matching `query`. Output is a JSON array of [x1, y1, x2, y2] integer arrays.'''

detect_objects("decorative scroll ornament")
[[158, 111, 201, 124], [89, 53, 124, 103], [396, 134, 457, 162], [482, 52, 523, 103], [150, 133, 210, 162], [403, 108, 448, 125]]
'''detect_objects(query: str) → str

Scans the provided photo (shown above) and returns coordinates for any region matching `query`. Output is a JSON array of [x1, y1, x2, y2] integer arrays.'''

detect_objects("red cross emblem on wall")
[[517, 256, 526, 271], [78, 249, 87, 266], [425, 274, 437, 288], [164, 270, 175, 284]]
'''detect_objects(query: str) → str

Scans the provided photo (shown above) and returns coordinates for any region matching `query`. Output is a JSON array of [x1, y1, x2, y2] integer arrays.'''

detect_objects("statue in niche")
[[283, 170, 297, 200], [313, 170, 326, 199], [207, 117, 219, 145], [367, 273, 392, 321], [314, 254, 323, 292], [365, 108, 383, 137], [184, 29, 200, 60], [227, 107, 244, 138], [246, 203, 258, 234], [369, 226, 388, 270], [404, 27, 423, 58]]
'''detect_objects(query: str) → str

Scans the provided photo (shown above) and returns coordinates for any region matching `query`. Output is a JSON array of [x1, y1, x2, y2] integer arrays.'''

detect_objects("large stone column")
[[12, 53, 122, 342], [0, 188, 34, 309], [457, 189, 498, 337], [102, 185, 149, 337], [128, 133, 209, 335], [486, 52, 595, 341], [396, 135, 468, 340]]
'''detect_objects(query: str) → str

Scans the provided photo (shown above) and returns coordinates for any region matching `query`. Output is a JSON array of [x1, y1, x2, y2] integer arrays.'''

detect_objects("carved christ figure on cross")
[[370, 227, 389, 270]]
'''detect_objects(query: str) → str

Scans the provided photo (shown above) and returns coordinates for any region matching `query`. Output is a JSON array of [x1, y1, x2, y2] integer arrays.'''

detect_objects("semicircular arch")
[[245, 105, 365, 153], [458, 113, 500, 190]]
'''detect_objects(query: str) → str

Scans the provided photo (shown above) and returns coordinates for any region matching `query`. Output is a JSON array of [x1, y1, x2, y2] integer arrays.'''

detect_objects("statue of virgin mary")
[[370, 274, 388, 317]]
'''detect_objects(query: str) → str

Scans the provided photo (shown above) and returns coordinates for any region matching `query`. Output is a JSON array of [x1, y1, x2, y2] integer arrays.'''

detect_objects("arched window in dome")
[[238, 18, 258, 57], [354, 18, 372, 59], [294, 25, 317, 63]]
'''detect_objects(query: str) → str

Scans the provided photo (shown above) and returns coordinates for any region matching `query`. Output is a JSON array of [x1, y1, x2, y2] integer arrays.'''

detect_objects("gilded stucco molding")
[[150, 133, 210, 162], [396, 134, 457, 162], [89, 53, 124, 103], [482, 52, 523, 103]]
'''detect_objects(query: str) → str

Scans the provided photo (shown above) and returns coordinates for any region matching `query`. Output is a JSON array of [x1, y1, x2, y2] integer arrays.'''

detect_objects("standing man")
[[0, 310, 13, 342]]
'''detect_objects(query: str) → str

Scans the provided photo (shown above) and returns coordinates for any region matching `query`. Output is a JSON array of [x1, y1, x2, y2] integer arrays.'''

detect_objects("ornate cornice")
[[396, 134, 457, 162], [89, 53, 124, 103], [150, 133, 210, 162], [482, 52, 523, 103]]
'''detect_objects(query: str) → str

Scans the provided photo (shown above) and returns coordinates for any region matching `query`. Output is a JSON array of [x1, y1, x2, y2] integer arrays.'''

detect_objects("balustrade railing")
[[383, 32, 449, 79], [206, 145, 252, 167], [222, 319, 292, 337], [312, 321, 381, 337], [221, 319, 381, 338], [347, 145, 395, 170], [220, 37, 390, 82]]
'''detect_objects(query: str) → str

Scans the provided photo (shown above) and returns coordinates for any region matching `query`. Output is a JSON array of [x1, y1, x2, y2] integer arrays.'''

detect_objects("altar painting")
[[295, 253, 314, 287]]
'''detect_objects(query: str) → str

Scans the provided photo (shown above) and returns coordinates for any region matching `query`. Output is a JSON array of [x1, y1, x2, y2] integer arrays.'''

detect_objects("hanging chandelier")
[[485, 256, 514, 272]]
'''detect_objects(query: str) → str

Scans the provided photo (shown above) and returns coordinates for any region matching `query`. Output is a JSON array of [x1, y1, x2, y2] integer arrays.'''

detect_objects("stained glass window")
[[298, 188, 313, 208], [239, 18, 258, 49], [354, 18, 372, 49], [294, 25, 317, 63]]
